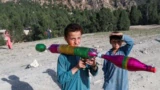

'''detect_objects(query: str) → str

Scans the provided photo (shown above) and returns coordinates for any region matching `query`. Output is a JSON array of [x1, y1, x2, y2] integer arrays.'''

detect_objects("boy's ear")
[[64, 36, 68, 42], [109, 40, 111, 44], [64, 36, 67, 41]]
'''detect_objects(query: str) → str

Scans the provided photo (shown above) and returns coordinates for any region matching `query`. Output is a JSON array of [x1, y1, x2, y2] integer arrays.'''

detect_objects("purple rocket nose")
[[48, 44, 59, 53], [88, 49, 98, 57]]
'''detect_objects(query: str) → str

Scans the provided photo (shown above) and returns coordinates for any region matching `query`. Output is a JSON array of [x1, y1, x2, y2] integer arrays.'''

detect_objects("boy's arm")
[[85, 58, 98, 76], [121, 35, 134, 56], [102, 51, 110, 78], [89, 64, 98, 76], [102, 59, 107, 72], [57, 55, 73, 84]]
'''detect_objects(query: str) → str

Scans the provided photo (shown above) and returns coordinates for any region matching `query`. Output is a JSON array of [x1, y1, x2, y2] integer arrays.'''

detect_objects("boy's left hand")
[[110, 32, 123, 36], [85, 57, 97, 67]]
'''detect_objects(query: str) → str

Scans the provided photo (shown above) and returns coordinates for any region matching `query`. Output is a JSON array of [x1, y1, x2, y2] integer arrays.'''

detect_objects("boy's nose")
[[74, 39, 79, 45]]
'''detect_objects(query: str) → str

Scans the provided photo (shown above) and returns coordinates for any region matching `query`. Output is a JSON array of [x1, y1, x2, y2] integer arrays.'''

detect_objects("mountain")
[[1, 0, 148, 10]]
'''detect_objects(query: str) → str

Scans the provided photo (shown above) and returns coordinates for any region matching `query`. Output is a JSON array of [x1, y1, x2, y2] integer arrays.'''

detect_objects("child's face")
[[5, 31, 9, 34], [110, 39, 123, 50], [65, 31, 81, 47]]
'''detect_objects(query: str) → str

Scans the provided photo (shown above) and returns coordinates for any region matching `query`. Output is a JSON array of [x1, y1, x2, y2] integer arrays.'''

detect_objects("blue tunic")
[[57, 54, 98, 90], [102, 35, 134, 90]]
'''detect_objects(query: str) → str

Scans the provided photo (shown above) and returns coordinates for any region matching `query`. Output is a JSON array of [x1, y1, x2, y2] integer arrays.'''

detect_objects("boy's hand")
[[76, 60, 86, 69], [110, 32, 123, 36], [85, 57, 96, 67], [72, 60, 86, 74], [85, 57, 98, 70]]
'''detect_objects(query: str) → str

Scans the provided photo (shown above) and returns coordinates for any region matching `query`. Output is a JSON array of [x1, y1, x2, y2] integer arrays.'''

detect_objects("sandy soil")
[[130, 25, 160, 30], [0, 29, 160, 90]]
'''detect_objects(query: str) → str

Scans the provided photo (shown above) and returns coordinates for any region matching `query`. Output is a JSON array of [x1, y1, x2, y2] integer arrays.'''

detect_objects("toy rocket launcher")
[[98, 54, 156, 73], [35, 44, 156, 73], [35, 44, 97, 59], [48, 44, 97, 58]]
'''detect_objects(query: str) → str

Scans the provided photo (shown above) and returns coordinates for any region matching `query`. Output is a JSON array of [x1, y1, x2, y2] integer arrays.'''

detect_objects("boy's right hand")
[[72, 59, 86, 74], [76, 59, 86, 69]]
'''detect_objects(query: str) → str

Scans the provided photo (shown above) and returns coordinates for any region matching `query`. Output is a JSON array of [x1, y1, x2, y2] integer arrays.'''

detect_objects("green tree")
[[130, 6, 142, 25], [148, 3, 159, 24], [31, 24, 44, 40], [113, 8, 123, 30], [138, 0, 159, 24], [8, 17, 24, 42], [0, 14, 10, 29], [118, 10, 130, 30], [87, 10, 98, 33], [97, 8, 114, 32]]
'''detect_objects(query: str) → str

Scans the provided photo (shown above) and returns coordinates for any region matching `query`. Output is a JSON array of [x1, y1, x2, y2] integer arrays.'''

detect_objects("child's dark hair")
[[109, 31, 122, 42], [64, 23, 83, 38], [5, 30, 9, 34]]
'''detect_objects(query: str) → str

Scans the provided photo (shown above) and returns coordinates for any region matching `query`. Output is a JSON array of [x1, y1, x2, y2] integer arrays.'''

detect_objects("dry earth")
[[0, 27, 160, 90]]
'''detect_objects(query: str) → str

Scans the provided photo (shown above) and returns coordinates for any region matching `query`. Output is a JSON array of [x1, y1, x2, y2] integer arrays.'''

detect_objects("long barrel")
[[35, 43, 97, 58], [35, 43, 156, 73]]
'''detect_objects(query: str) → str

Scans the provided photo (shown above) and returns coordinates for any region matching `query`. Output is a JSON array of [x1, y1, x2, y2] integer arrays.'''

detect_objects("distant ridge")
[[0, 0, 148, 10]]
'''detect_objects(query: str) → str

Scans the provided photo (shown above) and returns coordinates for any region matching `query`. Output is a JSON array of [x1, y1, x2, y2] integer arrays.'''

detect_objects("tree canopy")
[[0, 0, 159, 44]]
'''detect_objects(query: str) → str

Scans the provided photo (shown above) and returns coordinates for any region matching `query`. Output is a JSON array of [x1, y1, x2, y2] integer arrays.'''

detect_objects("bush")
[[0, 36, 6, 46]]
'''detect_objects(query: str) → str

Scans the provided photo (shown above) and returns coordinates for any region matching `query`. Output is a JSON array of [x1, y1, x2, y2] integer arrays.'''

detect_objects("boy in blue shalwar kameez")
[[102, 32, 134, 90], [57, 23, 98, 90]]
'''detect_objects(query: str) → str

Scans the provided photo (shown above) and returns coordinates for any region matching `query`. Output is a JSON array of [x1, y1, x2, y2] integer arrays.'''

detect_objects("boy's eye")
[[117, 41, 121, 43], [70, 38, 75, 40]]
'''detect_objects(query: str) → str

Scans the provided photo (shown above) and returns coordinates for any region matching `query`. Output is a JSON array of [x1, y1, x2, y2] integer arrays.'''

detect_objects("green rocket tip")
[[35, 43, 46, 52]]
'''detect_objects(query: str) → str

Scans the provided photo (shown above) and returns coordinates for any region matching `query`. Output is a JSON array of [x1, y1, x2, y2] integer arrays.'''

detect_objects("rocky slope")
[[1, 0, 147, 10]]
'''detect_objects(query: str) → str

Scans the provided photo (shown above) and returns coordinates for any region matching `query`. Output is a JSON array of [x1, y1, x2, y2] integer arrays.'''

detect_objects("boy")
[[57, 23, 98, 90], [102, 32, 134, 90]]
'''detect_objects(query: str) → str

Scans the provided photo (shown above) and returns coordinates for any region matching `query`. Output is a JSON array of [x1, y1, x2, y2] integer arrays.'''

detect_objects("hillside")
[[1, 0, 148, 10]]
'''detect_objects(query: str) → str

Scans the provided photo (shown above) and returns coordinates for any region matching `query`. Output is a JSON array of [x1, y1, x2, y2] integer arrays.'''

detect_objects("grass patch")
[[0, 36, 6, 46]]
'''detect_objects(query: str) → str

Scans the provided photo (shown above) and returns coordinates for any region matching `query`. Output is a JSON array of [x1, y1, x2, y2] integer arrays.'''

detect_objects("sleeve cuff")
[[68, 70, 73, 76], [122, 34, 126, 40]]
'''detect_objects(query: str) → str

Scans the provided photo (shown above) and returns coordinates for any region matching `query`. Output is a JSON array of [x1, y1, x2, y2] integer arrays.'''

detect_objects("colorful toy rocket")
[[35, 43, 156, 73], [98, 54, 156, 73], [35, 43, 97, 58]]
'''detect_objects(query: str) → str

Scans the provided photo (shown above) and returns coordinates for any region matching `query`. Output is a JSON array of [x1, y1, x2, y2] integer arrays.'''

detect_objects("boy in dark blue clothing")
[[57, 23, 98, 90]]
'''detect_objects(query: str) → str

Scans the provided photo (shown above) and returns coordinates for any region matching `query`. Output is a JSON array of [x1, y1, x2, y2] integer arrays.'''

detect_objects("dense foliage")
[[0, 0, 159, 44]]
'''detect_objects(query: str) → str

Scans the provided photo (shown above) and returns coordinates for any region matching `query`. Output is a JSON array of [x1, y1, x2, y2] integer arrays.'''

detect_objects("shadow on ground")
[[43, 69, 61, 89], [1, 75, 33, 90]]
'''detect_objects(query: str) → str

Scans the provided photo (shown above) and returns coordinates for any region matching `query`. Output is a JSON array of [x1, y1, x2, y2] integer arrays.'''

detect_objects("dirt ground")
[[0, 26, 160, 90]]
